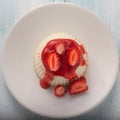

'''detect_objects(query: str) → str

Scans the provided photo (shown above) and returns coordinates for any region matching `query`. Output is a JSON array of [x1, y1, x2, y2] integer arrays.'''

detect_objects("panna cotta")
[[33, 33, 88, 97]]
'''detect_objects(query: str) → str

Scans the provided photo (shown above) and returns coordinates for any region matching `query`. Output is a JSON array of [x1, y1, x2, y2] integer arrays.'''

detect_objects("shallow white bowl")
[[2, 3, 119, 118]]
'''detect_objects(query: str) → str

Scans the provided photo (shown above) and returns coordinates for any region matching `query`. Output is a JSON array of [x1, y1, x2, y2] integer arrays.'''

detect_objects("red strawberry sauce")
[[40, 39, 86, 89]]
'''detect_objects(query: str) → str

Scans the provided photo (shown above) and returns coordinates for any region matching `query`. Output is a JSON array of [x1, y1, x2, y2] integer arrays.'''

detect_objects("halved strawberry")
[[68, 48, 80, 66], [40, 79, 50, 89], [80, 76, 87, 83], [55, 43, 65, 55], [69, 79, 88, 95], [64, 72, 78, 81], [54, 85, 66, 97], [47, 52, 60, 71], [40, 72, 54, 89]]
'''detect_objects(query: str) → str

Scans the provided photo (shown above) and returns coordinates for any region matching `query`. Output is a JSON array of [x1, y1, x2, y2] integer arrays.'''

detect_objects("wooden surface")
[[0, 0, 120, 120]]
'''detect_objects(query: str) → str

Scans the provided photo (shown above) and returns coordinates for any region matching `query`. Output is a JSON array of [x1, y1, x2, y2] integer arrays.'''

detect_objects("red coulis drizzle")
[[40, 39, 86, 89]]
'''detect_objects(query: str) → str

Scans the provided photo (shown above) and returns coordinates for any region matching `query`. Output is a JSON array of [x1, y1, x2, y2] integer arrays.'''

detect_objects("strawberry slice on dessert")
[[64, 72, 78, 81], [40, 79, 50, 89], [54, 85, 66, 97], [40, 72, 54, 89], [80, 76, 87, 83], [47, 52, 61, 72], [68, 48, 80, 66], [69, 77, 88, 95]]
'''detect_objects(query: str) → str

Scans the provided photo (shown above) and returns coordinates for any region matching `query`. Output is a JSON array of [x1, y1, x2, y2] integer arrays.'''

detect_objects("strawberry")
[[47, 52, 60, 71], [69, 78, 88, 95], [40, 79, 50, 89], [80, 76, 87, 83], [64, 72, 78, 81], [40, 72, 54, 89], [54, 85, 66, 97], [68, 48, 80, 66], [55, 43, 65, 55]]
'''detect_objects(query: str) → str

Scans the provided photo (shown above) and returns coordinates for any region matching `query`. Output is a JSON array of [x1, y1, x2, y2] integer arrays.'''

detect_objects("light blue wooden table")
[[0, 0, 120, 120]]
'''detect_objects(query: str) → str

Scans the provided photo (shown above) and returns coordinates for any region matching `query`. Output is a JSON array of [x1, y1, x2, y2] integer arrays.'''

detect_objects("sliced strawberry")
[[64, 72, 78, 81], [68, 48, 80, 66], [55, 43, 65, 55], [47, 52, 60, 71], [40, 72, 54, 89], [40, 79, 50, 89], [69, 79, 88, 95], [80, 76, 87, 83], [54, 85, 66, 97]]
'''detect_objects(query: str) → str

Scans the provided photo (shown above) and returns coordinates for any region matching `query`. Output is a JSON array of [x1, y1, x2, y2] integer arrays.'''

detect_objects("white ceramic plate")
[[2, 3, 119, 118]]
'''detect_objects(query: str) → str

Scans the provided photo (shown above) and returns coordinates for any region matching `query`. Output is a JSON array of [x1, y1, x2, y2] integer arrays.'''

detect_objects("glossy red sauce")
[[40, 39, 86, 88]]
